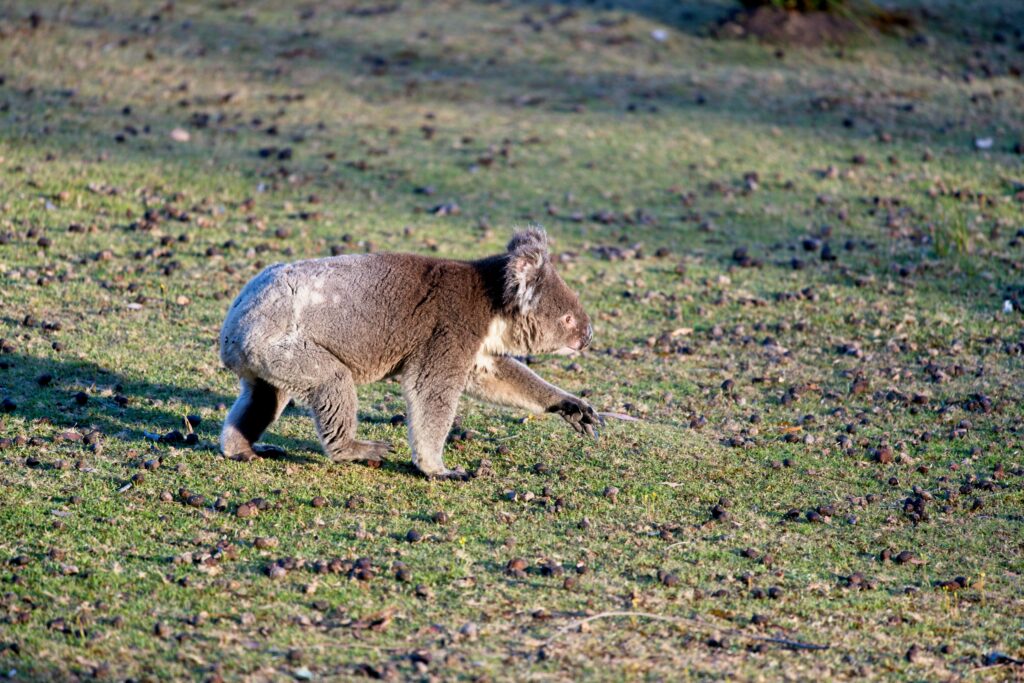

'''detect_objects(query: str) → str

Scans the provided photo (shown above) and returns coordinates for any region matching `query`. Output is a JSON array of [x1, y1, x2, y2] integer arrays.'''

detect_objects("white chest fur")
[[474, 317, 510, 371]]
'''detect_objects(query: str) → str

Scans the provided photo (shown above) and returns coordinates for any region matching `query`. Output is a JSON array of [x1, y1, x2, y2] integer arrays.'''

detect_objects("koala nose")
[[580, 322, 593, 350]]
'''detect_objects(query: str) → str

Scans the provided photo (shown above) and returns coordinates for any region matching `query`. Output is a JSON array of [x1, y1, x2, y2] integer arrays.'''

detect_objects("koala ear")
[[504, 227, 550, 311]]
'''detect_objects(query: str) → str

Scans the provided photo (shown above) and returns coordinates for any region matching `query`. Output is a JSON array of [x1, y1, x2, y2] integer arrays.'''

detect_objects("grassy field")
[[1, 0, 1023, 680]]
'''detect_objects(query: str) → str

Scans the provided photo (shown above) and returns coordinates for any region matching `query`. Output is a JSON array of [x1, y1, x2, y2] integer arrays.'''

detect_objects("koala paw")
[[424, 466, 470, 482], [228, 443, 288, 462], [548, 395, 603, 440], [228, 449, 257, 463], [329, 440, 393, 463]]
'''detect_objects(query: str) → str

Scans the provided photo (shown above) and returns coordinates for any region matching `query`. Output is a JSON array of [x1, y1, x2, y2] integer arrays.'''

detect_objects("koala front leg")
[[467, 356, 602, 438], [401, 359, 471, 480]]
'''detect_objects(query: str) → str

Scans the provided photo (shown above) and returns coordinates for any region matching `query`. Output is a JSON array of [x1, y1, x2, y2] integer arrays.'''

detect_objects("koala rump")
[[219, 227, 600, 478]]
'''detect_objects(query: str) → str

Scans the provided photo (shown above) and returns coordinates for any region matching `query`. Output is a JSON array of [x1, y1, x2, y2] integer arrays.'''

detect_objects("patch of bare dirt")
[[714, 6, 861, 46]]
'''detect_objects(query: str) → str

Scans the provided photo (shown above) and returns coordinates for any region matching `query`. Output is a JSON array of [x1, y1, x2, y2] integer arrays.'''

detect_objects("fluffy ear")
[[504, 227, 549, 311]]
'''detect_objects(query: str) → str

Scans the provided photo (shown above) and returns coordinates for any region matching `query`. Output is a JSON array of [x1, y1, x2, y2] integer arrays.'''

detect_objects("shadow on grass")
[[0, 5, 1017, 364], [0, 351, 436, 475], [0, 351, 303, 452], [5, 1, 1011, 164], [507, 0, 735, 33]]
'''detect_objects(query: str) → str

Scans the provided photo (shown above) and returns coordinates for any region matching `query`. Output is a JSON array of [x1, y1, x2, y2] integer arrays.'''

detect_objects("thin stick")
[[597, 412, 643, 422], [542, 611, 685, 647], [760, 637, 830, 651], [541, 610, 829, 653]]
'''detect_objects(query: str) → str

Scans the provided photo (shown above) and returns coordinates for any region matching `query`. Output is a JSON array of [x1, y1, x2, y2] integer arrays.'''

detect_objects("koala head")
[[501, 227, 592, 354]]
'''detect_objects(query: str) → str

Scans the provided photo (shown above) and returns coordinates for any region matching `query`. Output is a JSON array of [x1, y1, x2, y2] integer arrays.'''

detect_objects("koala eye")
[[561, 313, 575, 327]]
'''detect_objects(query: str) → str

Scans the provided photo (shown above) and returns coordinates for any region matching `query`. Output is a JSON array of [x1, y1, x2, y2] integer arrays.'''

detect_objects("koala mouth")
[[557, 331, 592, 355]]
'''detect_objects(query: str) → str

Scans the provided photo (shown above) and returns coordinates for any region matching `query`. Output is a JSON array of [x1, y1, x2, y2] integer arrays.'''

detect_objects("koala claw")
[[549, 396, 604, 440], [426, 466, 470, 481]]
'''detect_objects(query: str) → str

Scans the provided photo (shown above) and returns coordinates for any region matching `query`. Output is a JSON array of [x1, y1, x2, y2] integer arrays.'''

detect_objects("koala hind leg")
[[304, 363, 392, 463], [221, 378, 290, 461]]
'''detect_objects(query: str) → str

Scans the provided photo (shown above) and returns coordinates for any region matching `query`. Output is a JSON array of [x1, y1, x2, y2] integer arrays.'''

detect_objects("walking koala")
[[218, 227, 600, 479]]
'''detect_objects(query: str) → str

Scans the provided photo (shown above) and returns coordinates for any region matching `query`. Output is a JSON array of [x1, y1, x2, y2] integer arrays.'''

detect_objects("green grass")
[[1, 0, 1023, 680]]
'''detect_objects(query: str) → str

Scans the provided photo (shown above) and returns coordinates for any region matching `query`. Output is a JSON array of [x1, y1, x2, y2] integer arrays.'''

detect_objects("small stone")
[[236, 503, 257, 518], [894, 550, 921, 565], [458, 621, 479, 641], [506, 558, 527, 576], [539, 559, 563, 577], [659, 571, 680, 587], [311, 496, 328, 508], [431, 510, 450, 525], [405, 529, 422, 543]]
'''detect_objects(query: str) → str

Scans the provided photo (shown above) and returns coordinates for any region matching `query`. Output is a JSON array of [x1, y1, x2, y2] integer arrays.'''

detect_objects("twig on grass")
[[760, 637, 830, 651], [543, 611, 683, 646], [597, 412, 643, 422], [540, 610, 829, 653]]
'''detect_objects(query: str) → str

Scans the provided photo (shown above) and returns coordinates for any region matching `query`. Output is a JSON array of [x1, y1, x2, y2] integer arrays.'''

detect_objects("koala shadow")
[[0, 351, 324, 456], [373, 459, 423, 478], [0, 352, 501, 479], [248, 441, 321, 465]]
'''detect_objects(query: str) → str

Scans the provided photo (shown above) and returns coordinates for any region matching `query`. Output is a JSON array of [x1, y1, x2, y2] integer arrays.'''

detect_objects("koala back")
[[221, 253, 499, 383], [220, 228, 591, 384]]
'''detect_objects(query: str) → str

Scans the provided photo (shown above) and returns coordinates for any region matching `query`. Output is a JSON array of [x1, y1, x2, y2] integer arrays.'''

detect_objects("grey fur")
[[218, 227, 599, 479]]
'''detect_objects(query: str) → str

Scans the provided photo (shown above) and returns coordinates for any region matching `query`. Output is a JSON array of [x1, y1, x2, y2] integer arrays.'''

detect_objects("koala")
[[218, 227, 601, 479]]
